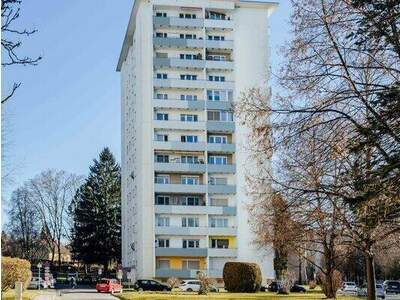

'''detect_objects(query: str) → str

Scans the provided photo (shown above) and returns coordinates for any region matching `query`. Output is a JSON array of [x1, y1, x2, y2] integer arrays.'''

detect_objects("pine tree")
[[70, 148, 121, 271]]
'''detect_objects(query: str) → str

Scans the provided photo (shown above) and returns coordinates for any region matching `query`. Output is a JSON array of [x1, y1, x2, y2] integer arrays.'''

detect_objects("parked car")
[[290, 284, 306, 293], [134, 279, 171, 292], [268, 281, 282, 292], [178, 280, 219, 292], [28, 277, 47, 289], [358, 284, 386, 299], [341, 282, 358, 294], [96, 278, 123, 294], [383, 280, 400, 294]]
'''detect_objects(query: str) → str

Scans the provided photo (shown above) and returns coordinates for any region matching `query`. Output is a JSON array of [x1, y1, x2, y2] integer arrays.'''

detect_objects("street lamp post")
[[37, 262, 42, 291]]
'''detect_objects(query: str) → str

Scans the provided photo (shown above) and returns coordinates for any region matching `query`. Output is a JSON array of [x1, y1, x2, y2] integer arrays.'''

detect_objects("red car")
[[96, 278, 123, 294]]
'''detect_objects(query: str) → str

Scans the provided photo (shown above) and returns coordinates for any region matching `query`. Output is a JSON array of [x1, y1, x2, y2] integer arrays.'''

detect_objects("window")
[[155, 175, 170, 184], [182, 217, 199, 227], [157, 259, 170, 269], [207, 11, 226, 20], [181, 176, 199, 185], [180, 114, 198, 122], [206, 55, 226, 61], [209, 177, 227, 185], [210, 218, 228, 228], [208, 75, 225, 82], [183, 239, 200, 248], [156, 113, 168, 121], [181, 135, 198, 143], [207, 90, 233, 101], [156, 32, 168, 38], [180, 74, 197, 80], [156, 52, 168, 58], [182, 196, 200, 206], [155, 154, 169, 163], [208, 35, 225, 41], [210, 198, 228, 206], [155, 12, 167, 17], [211, 239, 229, 248], [182, 260, 200, 270], [207, 110, 233, 121], [208, 156, 227, 165], [156, 216, 170, 226], [180, 34, 197, 39], [179, 13, 196, 19], [158, 239, 170, 248], [156, 73, 168, 79], [180, 54, 201, 60], [181, 156, 199, 164], [208, 135, 227, 144], [156, 93, 168, 100], [156, 195, 170, 205], [180, 94, 198, 101], [155, 134, 168, 142]]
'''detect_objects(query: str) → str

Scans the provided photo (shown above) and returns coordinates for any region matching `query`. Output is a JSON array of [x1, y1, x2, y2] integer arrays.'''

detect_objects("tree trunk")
[[298, 256, 302, 284], [365, 253, 376, 300], [324, 271, 335, 299], [57, 242, 62, 269]]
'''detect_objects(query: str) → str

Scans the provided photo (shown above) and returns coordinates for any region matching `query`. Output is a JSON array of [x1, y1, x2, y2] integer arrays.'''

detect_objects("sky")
[[1, 0, 292, 223]]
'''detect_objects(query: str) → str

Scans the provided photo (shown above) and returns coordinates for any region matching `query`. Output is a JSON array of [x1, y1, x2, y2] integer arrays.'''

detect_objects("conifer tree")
[[70, 148, 121, 271]]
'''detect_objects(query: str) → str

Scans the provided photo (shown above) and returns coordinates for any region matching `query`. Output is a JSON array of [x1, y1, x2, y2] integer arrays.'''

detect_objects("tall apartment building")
[[117, 0, 277, 282]]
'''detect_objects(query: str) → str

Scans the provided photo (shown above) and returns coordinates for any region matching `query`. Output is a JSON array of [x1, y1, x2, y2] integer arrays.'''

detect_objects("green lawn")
[[1, 289, 53, 300], [116, 291, 362, 300]]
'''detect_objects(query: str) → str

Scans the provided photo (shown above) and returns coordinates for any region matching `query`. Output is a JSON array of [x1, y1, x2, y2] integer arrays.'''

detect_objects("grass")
[[1, 289, 53, 300], [115, 291, 362, 300]]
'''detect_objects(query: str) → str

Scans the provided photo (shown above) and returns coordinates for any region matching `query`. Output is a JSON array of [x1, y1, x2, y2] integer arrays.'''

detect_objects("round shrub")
[[1, 256, 32, 292], [223, 261, 262, 292]]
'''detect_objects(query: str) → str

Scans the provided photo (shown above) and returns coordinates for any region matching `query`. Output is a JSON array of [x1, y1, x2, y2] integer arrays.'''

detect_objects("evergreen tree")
[[70, 148, 121, 270]]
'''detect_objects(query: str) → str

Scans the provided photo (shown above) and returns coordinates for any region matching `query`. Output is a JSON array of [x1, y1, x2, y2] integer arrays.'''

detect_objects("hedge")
[[1, 256, 32, 292], [223, 261, 262, 293]]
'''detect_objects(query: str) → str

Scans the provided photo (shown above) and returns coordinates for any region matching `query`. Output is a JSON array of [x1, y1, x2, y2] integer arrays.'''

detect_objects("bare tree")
[[28, 170, 81, 267], [1, 0, 42, 104]]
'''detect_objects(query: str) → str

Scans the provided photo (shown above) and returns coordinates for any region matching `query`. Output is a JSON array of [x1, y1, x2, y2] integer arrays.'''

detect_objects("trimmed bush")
[[1, 256, 32, 292], [223, 262, 262, 292]]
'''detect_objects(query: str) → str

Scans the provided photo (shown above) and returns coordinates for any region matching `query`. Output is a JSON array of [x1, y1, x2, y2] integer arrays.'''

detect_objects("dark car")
[[134, 279, 171, 292], [268, 281, 282, 292], [290, 284, 306, 293], [383, 280, 400, 294]]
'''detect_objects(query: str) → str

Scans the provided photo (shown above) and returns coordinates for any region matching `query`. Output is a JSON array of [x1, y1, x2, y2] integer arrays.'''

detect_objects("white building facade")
[[117, 0, 277, 282]]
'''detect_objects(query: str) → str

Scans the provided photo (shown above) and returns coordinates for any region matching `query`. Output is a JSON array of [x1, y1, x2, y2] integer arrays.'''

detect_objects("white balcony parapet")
[[153, 120, 205, 131], [153, 141, 206, 152], [208, 248, 238, 257]]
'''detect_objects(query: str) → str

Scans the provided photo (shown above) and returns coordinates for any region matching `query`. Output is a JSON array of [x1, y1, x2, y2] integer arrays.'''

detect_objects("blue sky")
[[1, 0, 292, 222]]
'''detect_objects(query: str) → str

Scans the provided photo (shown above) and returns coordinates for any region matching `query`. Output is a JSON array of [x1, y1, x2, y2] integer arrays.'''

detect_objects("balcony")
[[155, 247, 207, 257], [153, 141, 206, 152], [206, 100, 232, 110], [207, 121, 235, 133], [208, 248, 238, 257], [155, 226, 208, 235], [208, 184, 236, 194], [208, 226, 237, 235], [153, 16, 204, 28], [205, 39, 234, 50], [155, 205, 236, 216], [153, 37, 204, 49], [153, 120, 205, 131], [207, 164, 236, 174], [207, 142, 235, 153], [154, 183, 206, 194], [154, 57, 233, 70], [153, 78, 234, 90], [155, 268, 205, 278], [153, 99, 205, 110], [204, 19, 234, 30], [154, 162, 206, 173]]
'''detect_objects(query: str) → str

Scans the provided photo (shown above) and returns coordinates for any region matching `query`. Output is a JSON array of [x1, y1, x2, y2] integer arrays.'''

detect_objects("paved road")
[[34, 289, 119, 300]]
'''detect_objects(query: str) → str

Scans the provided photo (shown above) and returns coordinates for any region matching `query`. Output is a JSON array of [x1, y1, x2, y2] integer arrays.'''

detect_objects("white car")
[[178, 280, 201, 292], [28, 277, 47, 289], [341, 282, 358, 294]]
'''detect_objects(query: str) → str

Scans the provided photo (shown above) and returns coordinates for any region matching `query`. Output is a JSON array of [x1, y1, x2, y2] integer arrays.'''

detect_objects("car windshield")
[[99, 280, 109, 284], [376, 284, 382, 288]]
